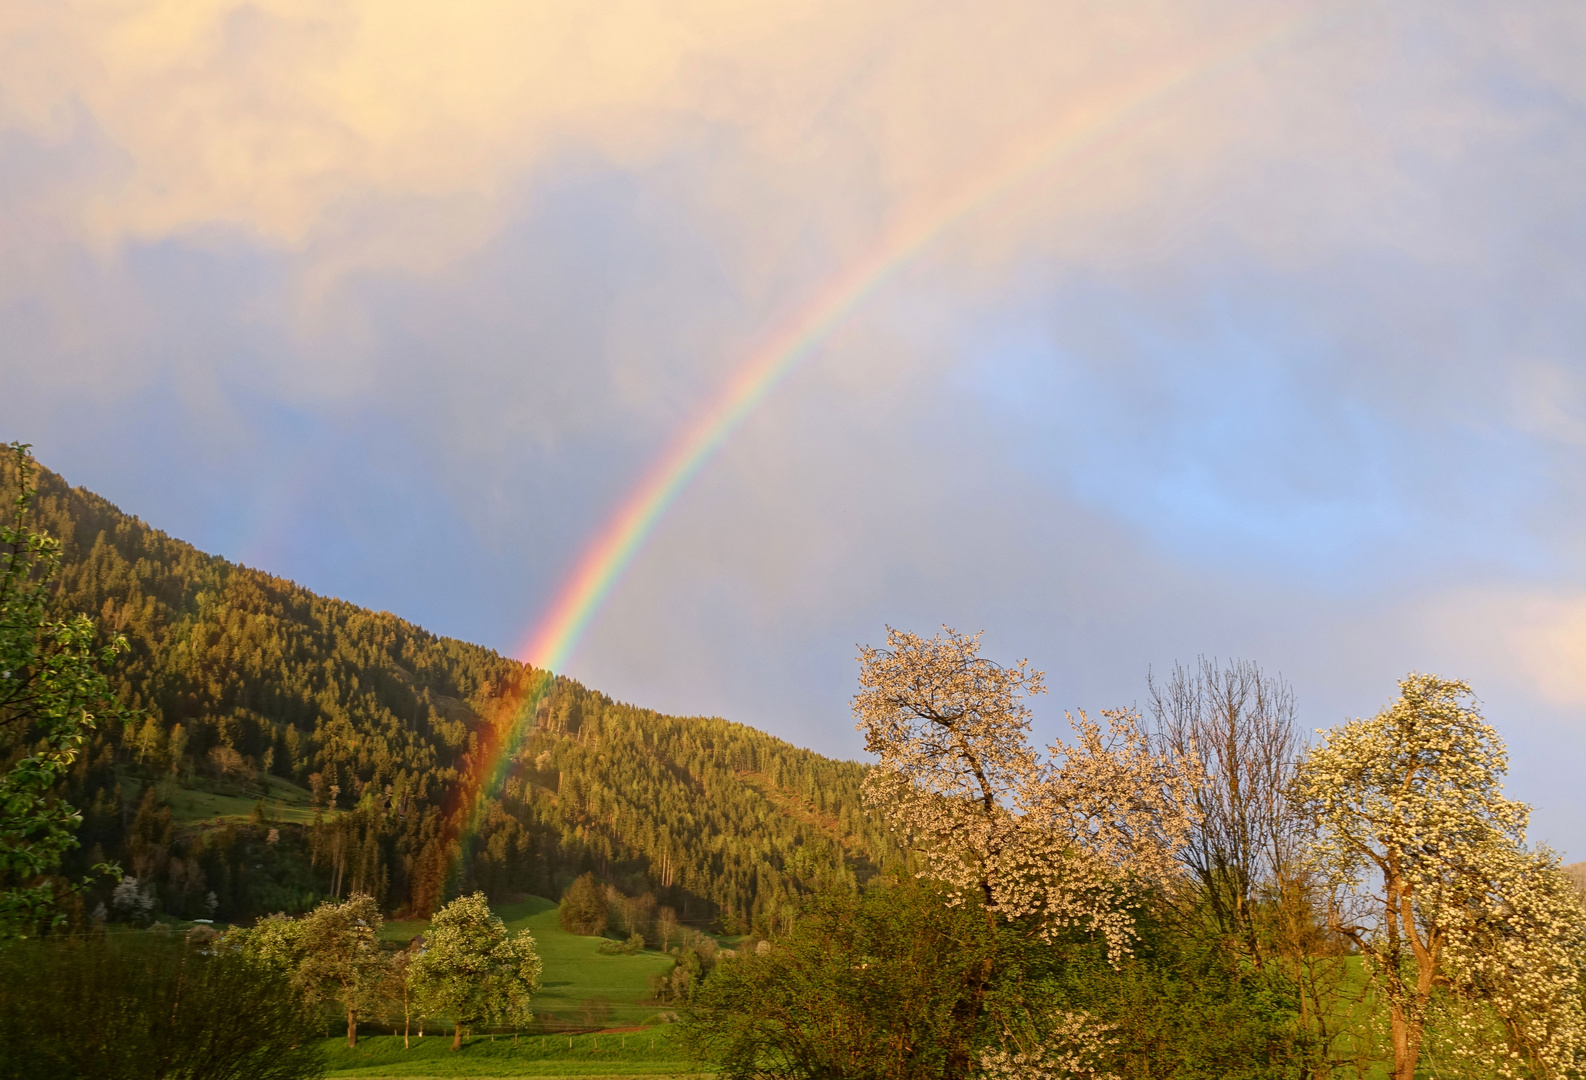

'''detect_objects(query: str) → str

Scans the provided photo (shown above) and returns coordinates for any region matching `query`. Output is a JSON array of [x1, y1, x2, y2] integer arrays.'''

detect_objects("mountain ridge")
[[2, 451, 897, 928]]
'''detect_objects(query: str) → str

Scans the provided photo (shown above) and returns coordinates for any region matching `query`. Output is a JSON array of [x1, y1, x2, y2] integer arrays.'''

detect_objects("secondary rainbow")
[[519, 17, 1308, 677]]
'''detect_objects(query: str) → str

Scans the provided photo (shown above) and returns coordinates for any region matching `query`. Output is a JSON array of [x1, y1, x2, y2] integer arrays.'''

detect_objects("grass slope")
[[160, 773, 322, 826]]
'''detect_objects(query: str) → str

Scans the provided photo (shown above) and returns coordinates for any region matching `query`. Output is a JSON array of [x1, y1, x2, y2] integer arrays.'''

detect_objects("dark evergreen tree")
[[558, 872, 607, 935]]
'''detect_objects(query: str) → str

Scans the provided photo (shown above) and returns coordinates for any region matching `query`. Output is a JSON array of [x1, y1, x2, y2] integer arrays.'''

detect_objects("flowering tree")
[[109, 875, 157, 925], [1294, 674, 1586, 1080], [297, 895, 390, 1049], [411, 892, 542, 1049], [854, 627, 1193, 1078], [232, 894, 389, 1047]]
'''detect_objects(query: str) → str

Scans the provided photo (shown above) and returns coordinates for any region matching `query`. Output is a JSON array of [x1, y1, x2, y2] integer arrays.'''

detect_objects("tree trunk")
[[403, 1007, 410, 1050], [453, 1024, 462, 1051], [1389, 1002, 1421, 1080], [346, 1006, 357, 1048], [1383, 871, 1433, 1080]]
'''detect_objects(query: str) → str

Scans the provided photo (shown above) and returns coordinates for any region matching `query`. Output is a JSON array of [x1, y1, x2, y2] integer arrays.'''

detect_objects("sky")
[[5, 1, 1586, 850]]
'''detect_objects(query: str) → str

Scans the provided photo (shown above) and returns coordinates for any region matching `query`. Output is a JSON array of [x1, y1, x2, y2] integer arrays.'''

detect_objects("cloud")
[[7, 0, 1586, 853], [1424, 589, 1586, 709], [1, 1, 1329, 258]]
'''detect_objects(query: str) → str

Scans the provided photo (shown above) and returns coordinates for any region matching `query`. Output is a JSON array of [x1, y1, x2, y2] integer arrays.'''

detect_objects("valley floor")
[[326, 895, 712, 1077], [319, 1032, 706, 1078]]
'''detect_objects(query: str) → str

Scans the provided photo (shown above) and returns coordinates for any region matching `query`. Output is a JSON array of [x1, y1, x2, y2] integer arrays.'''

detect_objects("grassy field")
[[379, 897, 679, 1030], [320, 1030, 706, 1078], [330, 894, 705, 1076]]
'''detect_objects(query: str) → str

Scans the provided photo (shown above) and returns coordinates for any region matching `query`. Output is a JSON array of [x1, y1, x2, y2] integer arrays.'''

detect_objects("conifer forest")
[[2, 456, 894, 932]]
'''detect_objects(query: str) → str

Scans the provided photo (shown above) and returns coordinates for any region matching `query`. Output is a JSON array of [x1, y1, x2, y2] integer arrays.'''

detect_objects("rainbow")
[[519, 16, 1309, 676], [445, 16, 1313, 878]]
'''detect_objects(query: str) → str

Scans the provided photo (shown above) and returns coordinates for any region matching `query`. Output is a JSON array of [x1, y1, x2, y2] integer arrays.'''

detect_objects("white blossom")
[[110, 875, 156, 924], [854, 627, 1196, 1074], [1294, 673, 1586, 1080], [977, 1010, 1119, 1080], [855, 627, 1194, 960]]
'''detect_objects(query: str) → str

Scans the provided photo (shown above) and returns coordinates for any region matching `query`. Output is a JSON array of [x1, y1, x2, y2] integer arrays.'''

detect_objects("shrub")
[[598, 931, 645, 955], [683, 877, 1298, 1080], [0, 933, 322, 1080], [682, 878, 997, 1077]]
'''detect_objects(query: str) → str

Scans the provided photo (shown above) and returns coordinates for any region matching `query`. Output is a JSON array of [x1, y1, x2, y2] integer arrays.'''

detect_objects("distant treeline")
[[4, 458, 898, 927]]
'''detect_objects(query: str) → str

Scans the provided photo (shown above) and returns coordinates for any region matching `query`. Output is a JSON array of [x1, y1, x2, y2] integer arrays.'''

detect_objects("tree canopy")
[[1295, 674, 1586, 1080], [232, 894, 389, 1048], [412, 891, 542, 1048], [852, 627, 1195, 1077], [0, 444, 127, 933], [558, 871, 608, 935]]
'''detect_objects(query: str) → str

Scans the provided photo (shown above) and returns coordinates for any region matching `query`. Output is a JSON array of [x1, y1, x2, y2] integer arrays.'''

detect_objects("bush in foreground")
[[683, 878, 1004, 1080], [0, 933, 322, 1080]]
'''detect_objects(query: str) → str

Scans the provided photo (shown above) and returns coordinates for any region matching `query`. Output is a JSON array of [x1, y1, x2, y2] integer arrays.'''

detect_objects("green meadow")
[[377, 897, 681, 1033], [338, 897, 697, 1078], [319, 1030, 703, 1078]]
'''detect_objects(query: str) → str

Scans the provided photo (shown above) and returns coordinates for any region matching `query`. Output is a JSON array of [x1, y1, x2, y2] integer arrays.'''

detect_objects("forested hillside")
[[3, 455, 897, 929]]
